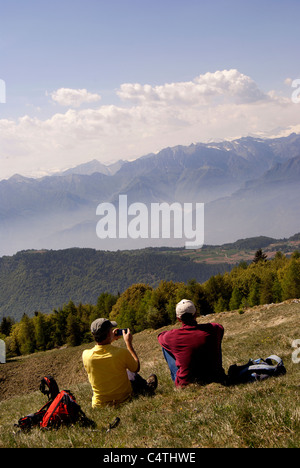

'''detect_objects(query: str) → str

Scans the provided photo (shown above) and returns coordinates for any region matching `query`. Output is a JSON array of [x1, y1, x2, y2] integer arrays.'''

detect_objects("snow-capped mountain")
[[0, 133, 300, 256]]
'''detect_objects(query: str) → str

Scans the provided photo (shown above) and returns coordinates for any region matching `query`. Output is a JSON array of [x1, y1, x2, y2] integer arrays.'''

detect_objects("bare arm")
[[123, 329, 140, 373]]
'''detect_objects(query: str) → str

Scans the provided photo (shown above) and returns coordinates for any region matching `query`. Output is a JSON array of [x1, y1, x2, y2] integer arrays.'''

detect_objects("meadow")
[[0, 300, 299, 449]]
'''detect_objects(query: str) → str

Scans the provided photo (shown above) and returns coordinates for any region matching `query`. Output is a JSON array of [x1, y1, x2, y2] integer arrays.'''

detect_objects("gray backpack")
[[228, 355, 286, 385]]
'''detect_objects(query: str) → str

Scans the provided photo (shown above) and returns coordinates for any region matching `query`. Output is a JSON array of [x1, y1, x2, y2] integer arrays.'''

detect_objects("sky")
[[0, 0, 300, 180]]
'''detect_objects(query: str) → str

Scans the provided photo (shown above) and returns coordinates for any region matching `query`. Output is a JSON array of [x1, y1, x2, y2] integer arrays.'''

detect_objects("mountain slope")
[[1, 133, 300, 255], [1, 232, 300, 321], [0, 247, 231, 320], [205, 155, 300, 244]]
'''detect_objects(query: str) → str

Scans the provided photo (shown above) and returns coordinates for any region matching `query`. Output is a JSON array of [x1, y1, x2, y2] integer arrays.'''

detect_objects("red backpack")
[[40, 389, 82, 429], [15, 375, 95, 431]]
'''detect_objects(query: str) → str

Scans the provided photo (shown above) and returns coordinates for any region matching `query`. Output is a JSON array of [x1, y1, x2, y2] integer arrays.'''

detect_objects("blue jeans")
[[162, 348, 178, 382]]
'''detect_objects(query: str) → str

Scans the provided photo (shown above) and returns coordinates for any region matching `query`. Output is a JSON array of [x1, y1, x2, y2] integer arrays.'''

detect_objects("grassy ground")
[[0, 300, 299, 448]]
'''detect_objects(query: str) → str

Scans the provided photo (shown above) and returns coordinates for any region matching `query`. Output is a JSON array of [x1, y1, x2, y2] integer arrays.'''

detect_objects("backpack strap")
[[265, 355, 283, 366], [227, 355, 286, 385], [39, 375, 60, 401], [248, 355, 286, 377], [248, 362, 275, 372]]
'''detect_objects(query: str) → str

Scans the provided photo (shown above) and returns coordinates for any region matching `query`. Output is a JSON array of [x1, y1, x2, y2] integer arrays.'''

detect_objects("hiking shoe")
[[146, 374, 158, 393]]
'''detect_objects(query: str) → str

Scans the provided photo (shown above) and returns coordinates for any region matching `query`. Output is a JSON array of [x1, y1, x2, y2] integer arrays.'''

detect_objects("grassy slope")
[[0, 300, 299, 448]]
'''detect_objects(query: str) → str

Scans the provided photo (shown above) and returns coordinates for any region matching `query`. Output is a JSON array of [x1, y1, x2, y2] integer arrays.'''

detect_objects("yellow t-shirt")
[[82, 344, 139, 407]]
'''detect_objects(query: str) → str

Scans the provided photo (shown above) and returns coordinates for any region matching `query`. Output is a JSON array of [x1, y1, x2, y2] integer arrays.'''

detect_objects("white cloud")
[[284, 78, 293, 86], [0, 70, 299, 180], [50, 88, 101, 107], [117, 69, 267, 105]]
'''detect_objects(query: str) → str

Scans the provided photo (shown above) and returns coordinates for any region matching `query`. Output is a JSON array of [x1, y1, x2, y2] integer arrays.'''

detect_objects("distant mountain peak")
[[9, 173, 33, 183], [1, 132, 300, 256], [58, 159, 125, 177]]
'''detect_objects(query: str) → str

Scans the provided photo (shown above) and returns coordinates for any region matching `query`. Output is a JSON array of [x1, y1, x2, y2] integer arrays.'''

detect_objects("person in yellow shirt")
[[82, 318, 157, 407]]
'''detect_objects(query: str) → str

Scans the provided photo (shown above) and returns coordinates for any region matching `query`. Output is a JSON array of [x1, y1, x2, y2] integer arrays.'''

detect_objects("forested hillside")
[[0, 247, 231, 320], [1, 233, 299, 322], [1, 248, 299, 358]]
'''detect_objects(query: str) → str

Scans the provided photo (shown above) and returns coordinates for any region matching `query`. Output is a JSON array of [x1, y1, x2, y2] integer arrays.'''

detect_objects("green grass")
[[0, 301, 299, 448]]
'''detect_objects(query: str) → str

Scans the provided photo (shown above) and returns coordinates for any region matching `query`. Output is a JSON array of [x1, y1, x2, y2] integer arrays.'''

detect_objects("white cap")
[[176, 299, 196, 318]]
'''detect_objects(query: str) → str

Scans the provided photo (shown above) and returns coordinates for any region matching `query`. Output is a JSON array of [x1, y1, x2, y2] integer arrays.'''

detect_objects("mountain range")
[[1, 132, 300, 256]]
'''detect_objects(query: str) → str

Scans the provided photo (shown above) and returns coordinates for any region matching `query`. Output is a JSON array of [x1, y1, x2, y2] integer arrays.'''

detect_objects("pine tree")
[[253, 249, 268, 264], [0, 316, 14, 336]]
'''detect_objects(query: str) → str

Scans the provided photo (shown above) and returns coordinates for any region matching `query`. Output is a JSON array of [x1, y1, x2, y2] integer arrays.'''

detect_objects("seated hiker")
[[82, 318, 157, 407], [157, 299, 226, 387]]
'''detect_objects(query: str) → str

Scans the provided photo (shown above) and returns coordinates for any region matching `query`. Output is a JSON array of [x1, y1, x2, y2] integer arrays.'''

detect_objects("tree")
[[204, 274, 231, 314], [247, 276, 261, 307], [96, 292, 118, 318], [110, 284, 153, 332], [273, 251, 286, 267], [149, 281, 178, 326], [0, 316, 14, 336], [272, 275, 283, 303], [33, 312, 48, 351], [146, 306, 162, 329], [51, 308, 68, 347], [292, 250, 300, 260], [260, 271, 275, 305], [281, 259, 300, 300], [214, 297, 228, 313], [18, 314, 35, 355], [186, 279, 214, 316], [253, 249, 268, 264], [229, 287, 243, 310], [5, 329, 20, 357], [66, 313, 82, 347]]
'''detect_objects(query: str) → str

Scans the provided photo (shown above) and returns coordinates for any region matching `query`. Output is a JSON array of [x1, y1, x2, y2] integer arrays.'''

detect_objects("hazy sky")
[[1, 0, 300, 179]]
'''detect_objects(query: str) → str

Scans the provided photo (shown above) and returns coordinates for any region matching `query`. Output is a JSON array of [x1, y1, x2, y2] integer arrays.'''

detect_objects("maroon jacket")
[[158, 321, 224, 387]]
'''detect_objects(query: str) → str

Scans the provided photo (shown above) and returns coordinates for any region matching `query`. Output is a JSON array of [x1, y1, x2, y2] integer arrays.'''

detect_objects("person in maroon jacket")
[[157, 299, 226, 387]]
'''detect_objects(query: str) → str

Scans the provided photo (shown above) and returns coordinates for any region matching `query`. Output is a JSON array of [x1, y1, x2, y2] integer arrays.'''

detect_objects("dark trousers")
[[127, 370, 150, 395]]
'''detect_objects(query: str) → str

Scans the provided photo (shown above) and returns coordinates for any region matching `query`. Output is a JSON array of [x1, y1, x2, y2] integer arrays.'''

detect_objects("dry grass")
[[0, 300, 299, 448]]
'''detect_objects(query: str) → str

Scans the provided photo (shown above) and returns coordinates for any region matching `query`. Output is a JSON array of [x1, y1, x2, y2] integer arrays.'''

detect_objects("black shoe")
[[146, 374, 158, 393]]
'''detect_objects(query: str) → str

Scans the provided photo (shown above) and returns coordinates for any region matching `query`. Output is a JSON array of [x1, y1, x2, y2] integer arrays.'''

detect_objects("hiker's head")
[[91, 318, 117, 344], [176, 299, 197, 324]]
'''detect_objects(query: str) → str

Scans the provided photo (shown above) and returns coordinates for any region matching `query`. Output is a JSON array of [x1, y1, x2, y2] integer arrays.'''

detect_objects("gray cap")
[[176, 299, 196, 318], [91, 318, 117, 340]]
